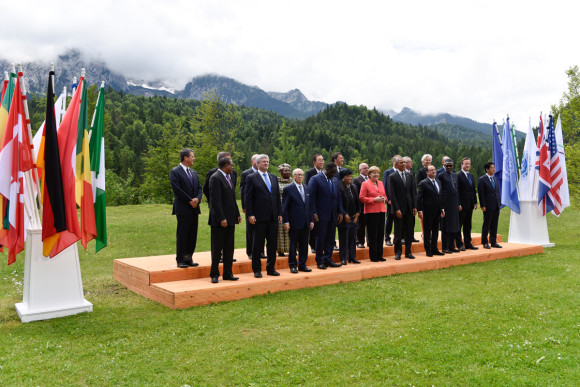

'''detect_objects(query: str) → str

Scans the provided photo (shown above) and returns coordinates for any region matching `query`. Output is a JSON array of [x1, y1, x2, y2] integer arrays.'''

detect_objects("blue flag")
[[501, 118, 520, 213], [492, 121, 503, 198]]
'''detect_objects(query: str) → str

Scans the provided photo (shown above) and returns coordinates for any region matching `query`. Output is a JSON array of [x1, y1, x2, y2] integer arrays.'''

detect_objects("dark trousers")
[[315, 220, 336, 265], [384, 203, 394, 241], [393, 211, 414, 256], [459, 208, 474, 247], [356, 212, 367, 245], [338, 221, 358, 261], [309, 223, 318, 251], [288, 227, 309, 268], [442, 231, 460, 250], [175, 214, 198, 264], [252, 220, 278, 273], [422, 214, 440, 255], [210, 225, 235, 278], [366, 212, 385, 260], [481, 209, 500, 245], [245, 215, 254, 256]]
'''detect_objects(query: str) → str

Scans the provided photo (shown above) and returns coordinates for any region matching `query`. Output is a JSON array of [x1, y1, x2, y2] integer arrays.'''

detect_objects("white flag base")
[[508, 200, 555, 247], [15, 228, 92, 323]]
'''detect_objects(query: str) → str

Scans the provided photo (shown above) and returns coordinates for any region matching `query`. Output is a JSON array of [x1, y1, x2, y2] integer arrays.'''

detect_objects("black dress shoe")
[[341, 259, 347, 265], [223, 276, 239, 281], [405, 253, 415, 259], [433, 251, 445, 256], [348, 258, 361, 264], [385, 240, 393, 246], [267, 270, 281, 276], [247, 255, 252, 260], [254, 272, 263, 278], [395, 254, 401, 260], [278, 252, 285, 257], [442, 249, 452, 254], [468, 245, 479, 250], [459, 246, 466, 251], [378, 257, 387, 262], [311, 249, 316, 254], [211, 277, 219, 283], [426, 252, 433, 257], [327, 261, 341, 268], [491, 243, 502, 248], [188, 261, 199, 267], [483, 244, 491, 249], [356, 243, 365, 248], [219, 258, 223, 263], [449, 248, 460, 253], [317, 264, 327, 270], [260, 253, 268, 259], [333, 245, 339, 251], [298, 266, 312, 272], [290, 267, 298, 274], [412, 238, 420, 243], [177, 263, 189, 268], [232, 258, 237, 262], [369, 258, 379, 262]]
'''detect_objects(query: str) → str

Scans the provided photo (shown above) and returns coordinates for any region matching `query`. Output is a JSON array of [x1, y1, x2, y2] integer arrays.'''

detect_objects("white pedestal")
[[509, 200, 554, 247], [15, 228, 93, 323]]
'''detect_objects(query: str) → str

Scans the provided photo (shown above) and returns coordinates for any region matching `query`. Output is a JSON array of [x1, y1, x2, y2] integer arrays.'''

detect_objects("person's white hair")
[[256, 154, 269, 163], [421, 154, 432, 163]]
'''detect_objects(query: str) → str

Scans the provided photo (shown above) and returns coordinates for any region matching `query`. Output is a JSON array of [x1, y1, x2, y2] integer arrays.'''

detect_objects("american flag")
[[547, 116, 564, 215], [537, 116, 559, 215]]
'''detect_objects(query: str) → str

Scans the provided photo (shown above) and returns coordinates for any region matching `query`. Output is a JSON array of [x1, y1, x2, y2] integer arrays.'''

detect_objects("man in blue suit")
[[170, 149, 203, 268], [282, 168, 314, 273], [478, 161, 502, 249], [382, 155, 400, 246], [309, 162, 344, 269], [244, 154, 283, 277]]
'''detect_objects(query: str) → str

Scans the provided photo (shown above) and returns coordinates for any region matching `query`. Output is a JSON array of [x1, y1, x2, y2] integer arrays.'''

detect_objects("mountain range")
[[0, 49, 513, 138]]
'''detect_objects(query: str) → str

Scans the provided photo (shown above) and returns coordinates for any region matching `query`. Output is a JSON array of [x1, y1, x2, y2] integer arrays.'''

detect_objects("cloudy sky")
[[3, 0, 579, 129]]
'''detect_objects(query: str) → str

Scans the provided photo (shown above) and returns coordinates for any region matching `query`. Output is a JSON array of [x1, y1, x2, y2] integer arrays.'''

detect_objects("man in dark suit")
[[244, 154, 282, 277], [240, 154, 259, 259], [417, 165, 445, 257], [203, 151, 237, 205], [170, 149, 203, 268], [208, 157, 242, 283], [478, 161, 502, 249], [353, 163, 369, 248], [436, 155, 448, 176], [405, 156, 419, 243], [309, 162, 344, 269], [437, 159, 462, 253], [331, 152, 344, 173], [387, 156, 417, 260], [305, 153, 325, 252], [456, 157, 479, 250], [282, 168, 314, 273], [382, 154, 400, 246]]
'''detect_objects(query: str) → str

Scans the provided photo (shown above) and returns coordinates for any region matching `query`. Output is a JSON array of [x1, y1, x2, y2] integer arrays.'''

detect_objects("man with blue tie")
[[417, 165, 445, 257], [309, 162, 344, 269], [282, 168, 314, 273], [478, 161, 502, 249], [169, 149, 203, 268], [244, 154, 283, 277], [382, 155, 400, 246], [456, 157, 479, 250]]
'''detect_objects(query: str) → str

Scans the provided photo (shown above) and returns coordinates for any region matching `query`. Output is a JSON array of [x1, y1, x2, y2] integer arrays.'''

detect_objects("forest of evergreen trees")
[[26, 87, 498, 206]]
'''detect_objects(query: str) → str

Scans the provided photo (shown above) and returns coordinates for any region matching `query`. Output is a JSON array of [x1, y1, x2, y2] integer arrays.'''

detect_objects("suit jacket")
[[240, 167, 256, 210], [437, 170, 460, 231], [387, 170, 416, 215], [282, 183, 312, 229], [417, 178, 443, 218], [338, 181, 360, 218], [170, 165, 202, 216], [309, 172, 344, 222], [208, 170, 240, 227], [382, 167, 396, 194], [304, 167, 322, 186], [352, 174, 368, 211], [456, 171, 477, 210], [204, 167, 237, 204], [244, 171, 282, 222], [478, 174, 501, 211]]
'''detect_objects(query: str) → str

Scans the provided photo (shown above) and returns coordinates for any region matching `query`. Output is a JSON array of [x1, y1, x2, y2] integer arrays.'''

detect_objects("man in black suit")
[[208, 157, 242, 283], [353, 162, 369, 248], [417, 165, 445, 256], [240, 154, 259, 259], [383, 154, 400, 246], [203, 151, 237, 205], [170, 149, 203, 268], [478, 161, 502, 249], [244, 154, 283, 277], [305, 153, 325, 252], [282, 168, 314, 273], [331, 152, 344, 173], [437, 159, 461, 253], [405, 156, 419, 243], [387, 156, 417, 260], [456, 157, 479, 250]]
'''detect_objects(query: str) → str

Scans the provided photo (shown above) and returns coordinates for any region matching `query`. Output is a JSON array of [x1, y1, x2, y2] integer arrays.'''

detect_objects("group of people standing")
[[170, 149, 502, 283]]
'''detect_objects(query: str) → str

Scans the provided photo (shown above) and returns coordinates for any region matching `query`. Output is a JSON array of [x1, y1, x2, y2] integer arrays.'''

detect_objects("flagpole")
[[17, 64, 42, 228]]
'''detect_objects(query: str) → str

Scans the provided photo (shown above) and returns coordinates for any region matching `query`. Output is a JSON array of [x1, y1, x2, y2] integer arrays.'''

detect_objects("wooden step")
[[112, 234, 541, 310]]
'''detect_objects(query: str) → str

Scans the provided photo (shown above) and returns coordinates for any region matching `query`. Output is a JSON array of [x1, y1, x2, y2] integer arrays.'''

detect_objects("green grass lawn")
[[1, 202, 579, 385]]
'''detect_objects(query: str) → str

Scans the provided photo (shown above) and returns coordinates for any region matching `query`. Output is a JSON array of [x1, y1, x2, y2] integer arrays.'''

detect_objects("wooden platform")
[[113, 233, 543, 309]]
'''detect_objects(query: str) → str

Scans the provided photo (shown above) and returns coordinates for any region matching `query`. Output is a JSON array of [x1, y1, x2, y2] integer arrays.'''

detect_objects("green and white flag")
[[89, 82, 107, 252]]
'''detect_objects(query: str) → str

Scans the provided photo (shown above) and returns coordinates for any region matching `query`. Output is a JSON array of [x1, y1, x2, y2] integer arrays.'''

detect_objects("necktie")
[[490, 176, 495, 190], [263, 173, 272, 192], [186, 168, 193, 185], [226, 174, 232, 189], [400, 172, 406, 185], [432, 179, 439, 193], [466, 173, 471, 185], [328, 178, 333, 194], [298, 184, 305, 201]]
